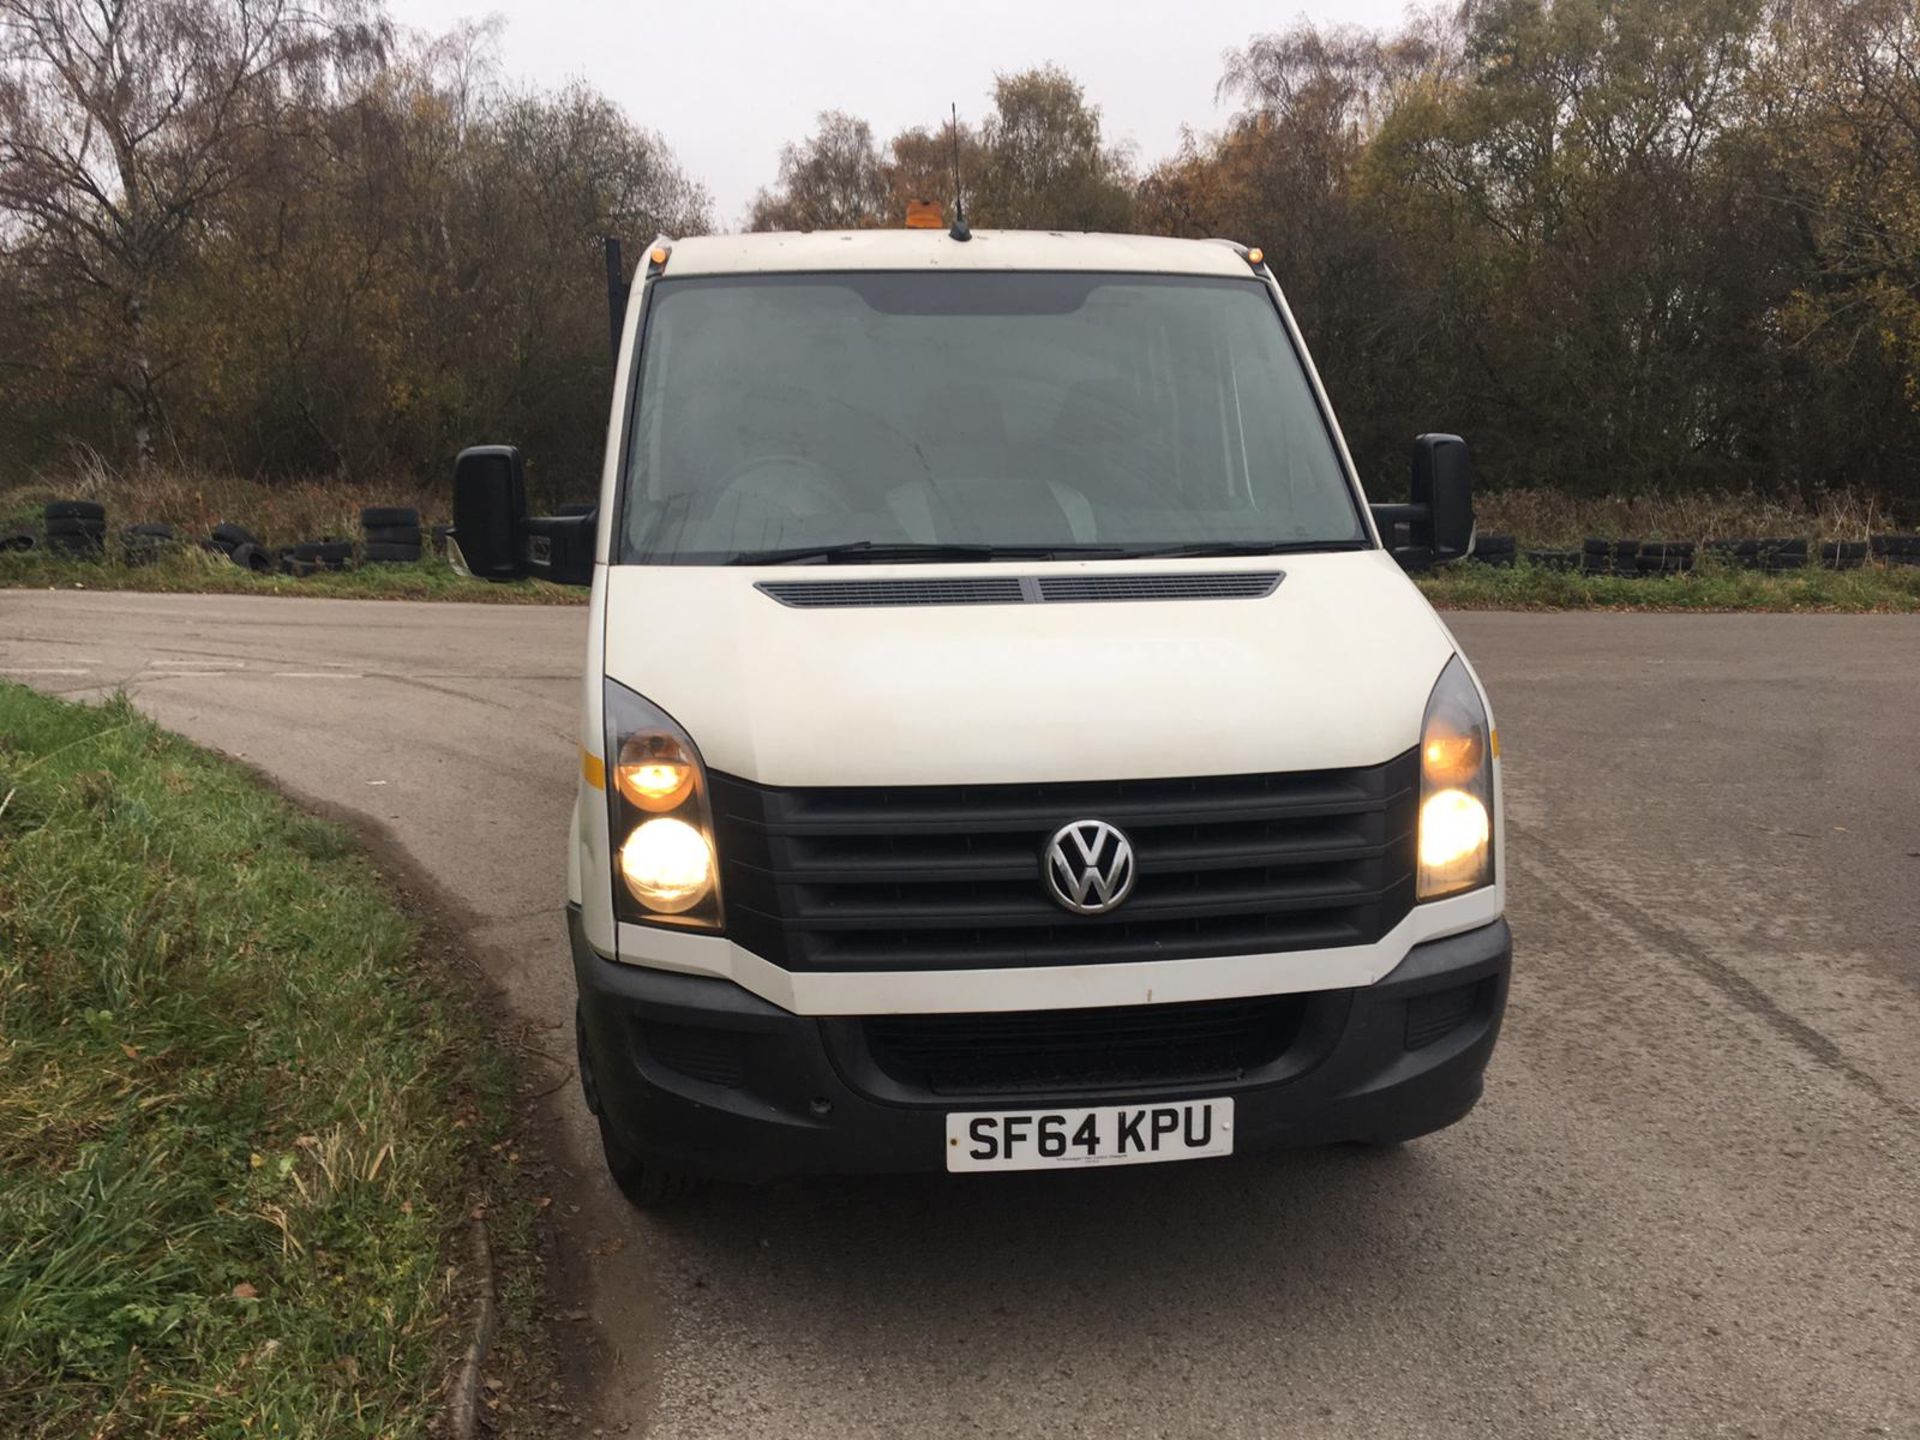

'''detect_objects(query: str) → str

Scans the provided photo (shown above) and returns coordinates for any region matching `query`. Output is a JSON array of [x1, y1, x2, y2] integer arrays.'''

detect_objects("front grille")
[[865, 995, 1307, 1095], [709, 752, 1418, 972]]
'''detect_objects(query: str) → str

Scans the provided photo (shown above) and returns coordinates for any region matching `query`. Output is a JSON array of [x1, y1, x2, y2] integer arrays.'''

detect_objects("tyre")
[[363, 523, 423, 546], [229, 542, 273, 573], [360, 505, 419, 529], [1476, 534, 1516, 567], [45, 500, 105, 522], [45, 516, 107, 537], [2, 529, 36, 552], [596, 1114, 702, 1210], [290, 539, 353, 569], [121, 524, 178, 566], [278, 553, 319, 577], [575, 1004, 701, 1210], [212, 522, 260, 550], [47, 530, 103, 556], [363, 542, 422, 563]]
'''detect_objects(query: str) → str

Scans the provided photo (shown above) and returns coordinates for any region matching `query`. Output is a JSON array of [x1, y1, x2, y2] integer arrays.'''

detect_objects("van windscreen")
[[619, 272, 1368, 564]]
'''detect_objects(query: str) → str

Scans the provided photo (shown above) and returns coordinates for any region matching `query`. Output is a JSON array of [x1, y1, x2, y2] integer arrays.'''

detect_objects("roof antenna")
[[948, 102, 971, 242]]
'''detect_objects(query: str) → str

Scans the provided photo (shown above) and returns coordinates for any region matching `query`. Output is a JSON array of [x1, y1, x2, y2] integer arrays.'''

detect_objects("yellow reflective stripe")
[[581, 749, 606, 791], [1490, 729, 1501, 760]]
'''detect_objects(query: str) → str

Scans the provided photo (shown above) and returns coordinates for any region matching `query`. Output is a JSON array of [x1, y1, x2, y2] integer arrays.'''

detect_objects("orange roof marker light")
[[649, 244, 670, 268], [905, 199, 945, 230], [1246, 247, 1265, 266]]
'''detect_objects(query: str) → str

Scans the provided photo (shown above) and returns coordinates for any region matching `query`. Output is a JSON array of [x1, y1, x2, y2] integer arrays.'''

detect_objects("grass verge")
[[0, 545, 586, 604], [1420, 558, 1920, 611], [10, 537, 1920, 612], [0, 684, 540, 1437]]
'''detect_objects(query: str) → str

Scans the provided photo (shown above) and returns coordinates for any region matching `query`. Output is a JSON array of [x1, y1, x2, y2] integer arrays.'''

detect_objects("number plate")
[[945, 1098, 1234, 1173]]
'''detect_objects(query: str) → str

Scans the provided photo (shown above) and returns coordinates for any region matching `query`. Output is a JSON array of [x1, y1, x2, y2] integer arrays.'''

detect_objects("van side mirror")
[[1370, 433, 1476, 568], [453, 445, 528, 580], [1411, 433, 1474, 563]]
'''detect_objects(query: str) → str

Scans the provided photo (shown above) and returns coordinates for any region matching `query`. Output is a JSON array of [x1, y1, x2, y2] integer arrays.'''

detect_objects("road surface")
[[5, 591, 1917, 1439]]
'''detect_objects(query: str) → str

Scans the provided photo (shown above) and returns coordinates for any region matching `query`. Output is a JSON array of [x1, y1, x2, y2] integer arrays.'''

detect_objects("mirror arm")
[[521, 511, 596, 587]]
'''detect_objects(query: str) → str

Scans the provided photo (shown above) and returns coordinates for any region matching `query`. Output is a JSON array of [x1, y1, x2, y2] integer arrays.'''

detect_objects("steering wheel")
[[707, 453, 853, 523]]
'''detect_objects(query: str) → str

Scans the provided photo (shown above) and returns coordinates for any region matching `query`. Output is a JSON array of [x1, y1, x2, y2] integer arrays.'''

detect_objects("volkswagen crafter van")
[[453, 228, 1510, 1207]]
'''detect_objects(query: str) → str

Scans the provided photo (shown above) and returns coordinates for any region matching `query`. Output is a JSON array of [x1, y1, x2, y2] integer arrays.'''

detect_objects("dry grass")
[[1421, 554, 1920, 612], [1476, 487, 1904, 548], [0, 451, 444, 550], [0, 543, 590, 603]]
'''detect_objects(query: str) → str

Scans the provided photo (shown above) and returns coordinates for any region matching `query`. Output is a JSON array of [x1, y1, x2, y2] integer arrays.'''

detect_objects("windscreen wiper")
[[1100, 539, 1371, 560], [727, 541, 1130, 566]]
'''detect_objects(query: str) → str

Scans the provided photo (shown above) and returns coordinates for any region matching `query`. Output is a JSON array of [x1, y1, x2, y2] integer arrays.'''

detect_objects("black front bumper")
[[571, 910, 1511, 1183]]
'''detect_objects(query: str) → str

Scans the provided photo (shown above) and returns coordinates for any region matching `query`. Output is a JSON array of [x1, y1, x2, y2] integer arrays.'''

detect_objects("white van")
[[453, 228, 1509, 1206]]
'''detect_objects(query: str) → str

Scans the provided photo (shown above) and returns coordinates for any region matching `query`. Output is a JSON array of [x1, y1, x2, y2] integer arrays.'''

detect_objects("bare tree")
[[0, 0, 371, 463], [747, 110, 889, 231]]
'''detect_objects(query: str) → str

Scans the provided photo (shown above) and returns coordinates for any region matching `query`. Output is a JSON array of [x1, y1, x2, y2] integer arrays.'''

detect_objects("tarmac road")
[[5, 591, 1917, 1439]]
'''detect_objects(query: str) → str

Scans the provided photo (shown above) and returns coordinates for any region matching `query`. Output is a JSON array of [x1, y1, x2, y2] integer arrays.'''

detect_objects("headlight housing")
[[1416, 656, 1494, 901], [604, 680, 723, 930]]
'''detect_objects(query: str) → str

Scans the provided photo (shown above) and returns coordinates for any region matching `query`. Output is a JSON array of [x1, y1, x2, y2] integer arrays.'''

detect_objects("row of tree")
[[3, 0, 1919, 506], [0, 1, 708, 492]]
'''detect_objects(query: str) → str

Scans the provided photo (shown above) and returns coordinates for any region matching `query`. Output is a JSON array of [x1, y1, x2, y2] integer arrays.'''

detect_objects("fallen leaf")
[[120, 1043, 140, 1059], [231, 1282, 258, 1300]]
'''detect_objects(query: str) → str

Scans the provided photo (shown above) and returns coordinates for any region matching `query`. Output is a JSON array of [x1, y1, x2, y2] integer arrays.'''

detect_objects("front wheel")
[[596, 1114, 702, 1210], [579, 1001, 702, 1210]]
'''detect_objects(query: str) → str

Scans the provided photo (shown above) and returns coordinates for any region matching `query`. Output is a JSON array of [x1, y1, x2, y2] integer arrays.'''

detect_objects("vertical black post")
[[603, 237, 628, 362]]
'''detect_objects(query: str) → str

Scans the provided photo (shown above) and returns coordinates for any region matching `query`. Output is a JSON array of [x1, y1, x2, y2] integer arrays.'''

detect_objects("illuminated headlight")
[[604, 681, 723, 929], [1417, 657, 1495, 901], [619, 818, 714, 913]]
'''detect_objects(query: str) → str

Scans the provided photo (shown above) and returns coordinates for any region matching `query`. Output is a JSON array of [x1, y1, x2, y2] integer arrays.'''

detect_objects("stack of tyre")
[[361, 506, 422, 564], [1635, 541, 1695, 576], [1872, 534, 1920, 567], [44, 501, 107, 557]]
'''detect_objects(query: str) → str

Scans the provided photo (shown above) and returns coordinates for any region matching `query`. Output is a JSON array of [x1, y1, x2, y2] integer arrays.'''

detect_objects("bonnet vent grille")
[[1036, 572, 1282, 603], [756, 577, 1025, 608], [758, 571, 1283, 609]]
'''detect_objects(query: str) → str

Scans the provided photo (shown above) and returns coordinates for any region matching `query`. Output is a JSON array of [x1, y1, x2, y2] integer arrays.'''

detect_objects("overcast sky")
[[387, 0, 1413, 227]]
